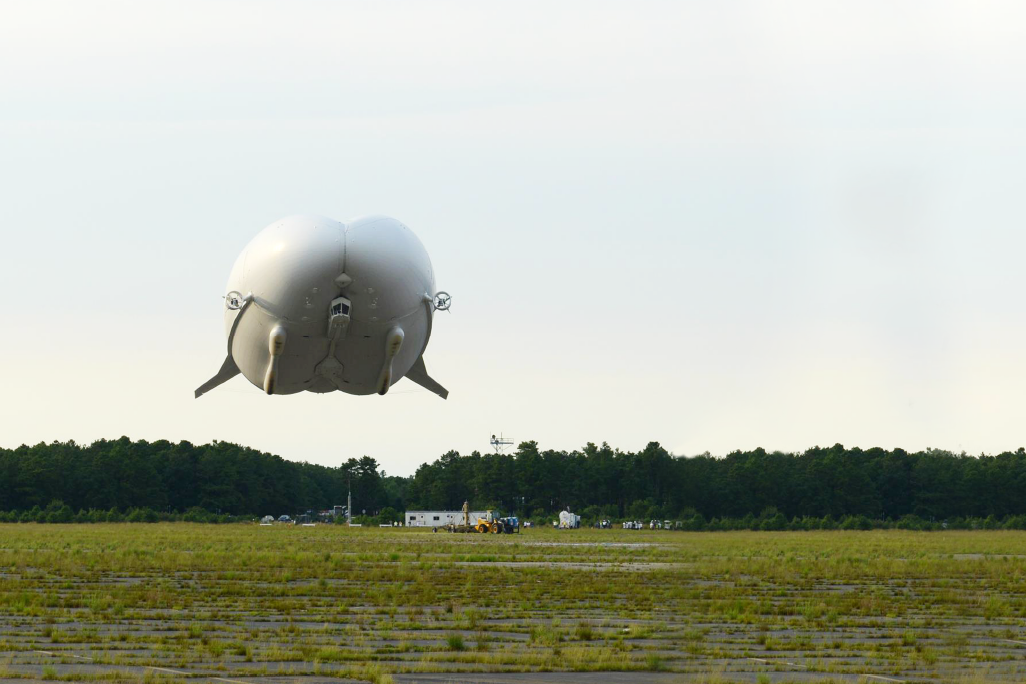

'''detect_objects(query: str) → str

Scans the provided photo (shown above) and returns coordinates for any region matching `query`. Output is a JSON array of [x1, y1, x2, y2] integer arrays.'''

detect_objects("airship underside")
[[196, 214, 449, 400]]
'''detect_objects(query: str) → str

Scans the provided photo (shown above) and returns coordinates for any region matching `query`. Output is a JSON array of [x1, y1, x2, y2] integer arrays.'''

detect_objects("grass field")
[[1, 525, 1025, 683]]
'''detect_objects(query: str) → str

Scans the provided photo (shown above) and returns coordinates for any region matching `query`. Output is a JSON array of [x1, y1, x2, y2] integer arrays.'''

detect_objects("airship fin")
[[195, 356, 241, 398], [406, 355, 449, 400]]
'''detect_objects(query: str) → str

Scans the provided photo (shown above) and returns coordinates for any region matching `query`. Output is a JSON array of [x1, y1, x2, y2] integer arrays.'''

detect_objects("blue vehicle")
[[498, 516, 520, 533]]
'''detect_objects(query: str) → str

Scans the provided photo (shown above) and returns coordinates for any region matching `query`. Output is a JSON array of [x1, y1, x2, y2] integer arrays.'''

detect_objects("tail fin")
[[405, 355, 448, 399], [195, 356, 241, 398]]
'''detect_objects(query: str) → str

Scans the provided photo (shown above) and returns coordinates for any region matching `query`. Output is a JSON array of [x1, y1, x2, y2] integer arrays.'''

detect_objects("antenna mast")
[[490, 433, 514, 453]]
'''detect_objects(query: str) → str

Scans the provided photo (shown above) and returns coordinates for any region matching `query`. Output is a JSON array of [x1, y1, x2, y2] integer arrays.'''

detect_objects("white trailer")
[[405, 510, 490, 528]]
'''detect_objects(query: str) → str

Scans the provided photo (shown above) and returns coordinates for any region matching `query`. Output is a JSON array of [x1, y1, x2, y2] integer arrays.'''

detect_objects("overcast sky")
[[1, 1, 1024, 474]]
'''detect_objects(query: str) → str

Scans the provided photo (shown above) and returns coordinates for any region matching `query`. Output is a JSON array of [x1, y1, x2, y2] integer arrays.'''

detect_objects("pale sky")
[[2, 2, 1025, 475]]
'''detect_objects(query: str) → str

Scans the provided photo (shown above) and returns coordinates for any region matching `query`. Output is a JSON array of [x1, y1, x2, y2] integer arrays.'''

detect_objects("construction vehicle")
[[475, 512, 501, 533], [446, 502, 519, 533], [476, 513, 519, 534], [474, 511, 520, 533]]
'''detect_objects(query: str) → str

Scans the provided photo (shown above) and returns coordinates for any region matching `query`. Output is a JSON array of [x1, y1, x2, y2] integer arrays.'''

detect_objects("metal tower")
[[490, 433, 514, 453]]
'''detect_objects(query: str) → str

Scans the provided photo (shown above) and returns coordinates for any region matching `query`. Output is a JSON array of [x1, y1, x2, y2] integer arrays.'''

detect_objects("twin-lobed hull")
[[196, 214, 448, 399]]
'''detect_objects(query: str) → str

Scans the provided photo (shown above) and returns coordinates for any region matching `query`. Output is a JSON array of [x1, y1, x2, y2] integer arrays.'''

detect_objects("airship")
[[196, 214, 450, 400]]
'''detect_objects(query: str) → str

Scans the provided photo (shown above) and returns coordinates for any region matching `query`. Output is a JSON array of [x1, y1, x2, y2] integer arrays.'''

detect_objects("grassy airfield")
[[1, 525, 1026, 683]]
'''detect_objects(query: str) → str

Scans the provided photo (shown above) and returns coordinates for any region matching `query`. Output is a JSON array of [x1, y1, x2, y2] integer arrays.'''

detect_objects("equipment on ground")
[[475, 513, 520, 534], [557, 509, 581, 529], [475, 513, 502, 534], [446, 502, 519, 533], [446, 501, 477, 533], [499, 516, 520, 533]]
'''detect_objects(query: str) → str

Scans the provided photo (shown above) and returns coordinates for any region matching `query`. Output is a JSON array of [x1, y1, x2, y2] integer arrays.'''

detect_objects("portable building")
[[405, 510, 490, 528]]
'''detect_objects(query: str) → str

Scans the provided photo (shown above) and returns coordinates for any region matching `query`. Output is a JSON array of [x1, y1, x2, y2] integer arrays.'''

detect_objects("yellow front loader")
[[446, 503, 513, 534], [475, 515, 503, 534]]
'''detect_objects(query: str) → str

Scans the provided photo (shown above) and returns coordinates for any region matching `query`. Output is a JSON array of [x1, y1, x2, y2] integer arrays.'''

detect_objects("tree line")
[[0, 438, 404, 519], [3, 438, 1026, 526], [407, 441, 1026, 523]]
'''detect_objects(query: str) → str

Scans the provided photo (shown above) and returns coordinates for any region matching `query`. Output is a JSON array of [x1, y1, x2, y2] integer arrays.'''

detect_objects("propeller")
[[433, 291, 452, 311], [224, 291, 244, 310]]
